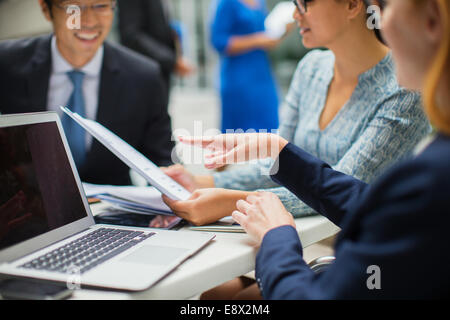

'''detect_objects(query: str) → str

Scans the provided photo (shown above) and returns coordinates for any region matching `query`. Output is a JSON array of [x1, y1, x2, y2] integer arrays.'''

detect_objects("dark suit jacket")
[[118, 0, 177, 88], [0, 35, 175, 185], [256, 136, 450, 299]]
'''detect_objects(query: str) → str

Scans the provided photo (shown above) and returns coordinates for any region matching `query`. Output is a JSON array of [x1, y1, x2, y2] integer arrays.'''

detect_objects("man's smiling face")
[[39, 0, 115, 67]]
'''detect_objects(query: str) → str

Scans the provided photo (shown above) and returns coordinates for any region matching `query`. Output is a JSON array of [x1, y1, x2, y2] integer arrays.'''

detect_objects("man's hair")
[[44, 0, 52, 9], [43, 0, 54, 18]]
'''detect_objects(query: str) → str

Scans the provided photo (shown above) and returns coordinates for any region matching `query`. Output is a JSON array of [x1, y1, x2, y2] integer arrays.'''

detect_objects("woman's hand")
[[232, 192, 296, 245], [178, 133, 288, 170], [161, 164, 215, 192], [162, 188, 255, 226]]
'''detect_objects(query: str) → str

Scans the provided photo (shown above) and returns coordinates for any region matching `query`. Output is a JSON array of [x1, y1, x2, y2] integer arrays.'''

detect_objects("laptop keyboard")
[[20, 228, 155, 274]]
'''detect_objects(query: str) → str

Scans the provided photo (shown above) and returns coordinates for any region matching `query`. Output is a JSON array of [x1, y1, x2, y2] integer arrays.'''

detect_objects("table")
[[70, 202, 340, 300]]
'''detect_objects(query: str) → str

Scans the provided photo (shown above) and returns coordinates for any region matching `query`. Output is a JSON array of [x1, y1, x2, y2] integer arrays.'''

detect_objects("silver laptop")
[[0, 112, 215, 291]]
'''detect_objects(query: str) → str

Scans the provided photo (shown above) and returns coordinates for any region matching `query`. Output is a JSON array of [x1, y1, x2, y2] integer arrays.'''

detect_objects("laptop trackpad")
[[121, 245, 189, 266]]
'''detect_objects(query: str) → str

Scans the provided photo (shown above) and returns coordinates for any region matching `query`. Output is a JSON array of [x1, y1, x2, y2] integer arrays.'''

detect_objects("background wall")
[[0, 0, 52, 39]]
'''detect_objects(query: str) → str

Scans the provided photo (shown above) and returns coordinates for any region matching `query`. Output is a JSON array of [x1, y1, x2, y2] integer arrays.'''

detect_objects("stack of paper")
[[83, 183, 173, 216], [84, 183, 245, 233]]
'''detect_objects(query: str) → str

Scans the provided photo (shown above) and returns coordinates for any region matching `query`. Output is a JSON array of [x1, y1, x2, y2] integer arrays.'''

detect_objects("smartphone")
[[0, 279, 73, 300]]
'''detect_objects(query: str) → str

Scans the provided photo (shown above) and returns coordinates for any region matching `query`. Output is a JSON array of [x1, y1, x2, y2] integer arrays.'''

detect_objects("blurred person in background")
[[118, 0, 194, 99]]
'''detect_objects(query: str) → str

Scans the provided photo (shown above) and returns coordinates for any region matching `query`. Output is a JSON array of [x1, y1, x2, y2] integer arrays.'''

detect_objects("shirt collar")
[[51, 36, 104, 77]]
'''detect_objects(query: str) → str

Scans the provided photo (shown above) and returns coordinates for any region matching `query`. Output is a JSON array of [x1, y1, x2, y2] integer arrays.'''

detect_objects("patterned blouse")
[[213, 50, 432, 218]]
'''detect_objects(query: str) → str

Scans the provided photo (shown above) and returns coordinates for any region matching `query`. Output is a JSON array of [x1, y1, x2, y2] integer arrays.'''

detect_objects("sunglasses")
[[292, 0, 313, 14], [54, 0, 116, 16]]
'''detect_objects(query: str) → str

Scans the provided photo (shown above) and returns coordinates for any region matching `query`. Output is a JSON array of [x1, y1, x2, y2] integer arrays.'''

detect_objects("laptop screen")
[[0, 121, 87, 251]]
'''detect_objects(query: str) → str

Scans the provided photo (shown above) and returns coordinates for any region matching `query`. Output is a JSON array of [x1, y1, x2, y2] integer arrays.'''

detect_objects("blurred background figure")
[[209, 0, 293, 133], [118, 0, 194, 100]]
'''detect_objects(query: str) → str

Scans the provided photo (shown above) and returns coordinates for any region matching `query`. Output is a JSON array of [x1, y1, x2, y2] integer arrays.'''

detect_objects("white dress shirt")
[[47, 36, 104, 149]]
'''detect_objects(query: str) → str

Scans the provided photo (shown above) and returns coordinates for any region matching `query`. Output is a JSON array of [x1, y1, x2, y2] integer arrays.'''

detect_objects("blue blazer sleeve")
[[271, 143, 369, 227], [210, 0, 235, 54], [256, 137, 450, 299]]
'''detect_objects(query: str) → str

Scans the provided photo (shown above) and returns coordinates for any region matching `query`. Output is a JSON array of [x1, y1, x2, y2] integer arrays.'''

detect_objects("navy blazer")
[[256, 134, 450, 299], [0, 35, 175, 185]]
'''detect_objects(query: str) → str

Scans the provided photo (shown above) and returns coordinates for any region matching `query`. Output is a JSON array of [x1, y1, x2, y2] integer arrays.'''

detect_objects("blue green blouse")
[[213, 50, 432, 217]]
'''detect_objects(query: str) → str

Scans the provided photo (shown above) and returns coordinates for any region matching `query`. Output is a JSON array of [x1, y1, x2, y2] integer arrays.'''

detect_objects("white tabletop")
[[71, 204, 340, 300]]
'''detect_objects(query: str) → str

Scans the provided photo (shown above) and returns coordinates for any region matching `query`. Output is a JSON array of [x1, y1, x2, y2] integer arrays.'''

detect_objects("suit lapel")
[[27, 35, 52, 113]]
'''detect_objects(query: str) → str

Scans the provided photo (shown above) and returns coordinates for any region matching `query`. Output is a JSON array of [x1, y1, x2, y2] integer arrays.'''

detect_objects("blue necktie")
[[62, 70, 86, 167]]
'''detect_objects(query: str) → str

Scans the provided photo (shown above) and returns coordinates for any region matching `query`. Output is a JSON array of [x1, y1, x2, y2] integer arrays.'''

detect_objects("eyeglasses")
[[54, 0, 116, 16], [292, 0, 312, 14]]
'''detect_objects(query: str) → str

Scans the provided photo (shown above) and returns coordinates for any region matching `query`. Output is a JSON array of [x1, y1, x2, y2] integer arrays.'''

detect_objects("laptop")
[[0, 112, 215, 291]]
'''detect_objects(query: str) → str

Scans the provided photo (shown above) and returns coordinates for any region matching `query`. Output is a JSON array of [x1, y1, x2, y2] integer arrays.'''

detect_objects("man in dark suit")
[[118, 0, 193, 94], [0, 0, 175, 186]]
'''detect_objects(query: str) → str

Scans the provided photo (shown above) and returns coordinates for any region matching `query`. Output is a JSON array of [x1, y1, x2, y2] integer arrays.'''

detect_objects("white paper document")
[[61, 107, 192, 201], [265, 1, 295, 39], [83, 183, 172, 214], [84, 182, 244, 231]]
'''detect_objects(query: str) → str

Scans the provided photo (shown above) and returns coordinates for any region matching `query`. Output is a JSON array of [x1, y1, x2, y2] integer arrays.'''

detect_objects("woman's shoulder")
[[295, 49, 334, 72], [360, 52, 425, 117], [357, 134, 450, 245], [360, 52, 413, 99], [291, 49, 334, 84]]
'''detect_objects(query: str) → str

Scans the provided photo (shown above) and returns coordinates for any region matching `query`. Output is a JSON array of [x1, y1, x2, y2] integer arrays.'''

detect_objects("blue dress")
[[210, 0, 279, 133]]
